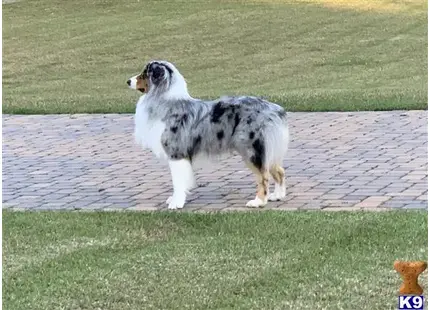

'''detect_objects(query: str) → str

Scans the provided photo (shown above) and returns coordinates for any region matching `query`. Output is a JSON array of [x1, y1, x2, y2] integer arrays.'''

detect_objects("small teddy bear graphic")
[[394, 260, 427, 295]]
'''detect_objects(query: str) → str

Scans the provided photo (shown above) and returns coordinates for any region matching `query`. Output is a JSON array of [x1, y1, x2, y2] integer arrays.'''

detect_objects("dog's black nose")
[[126, 80, 131, 86]]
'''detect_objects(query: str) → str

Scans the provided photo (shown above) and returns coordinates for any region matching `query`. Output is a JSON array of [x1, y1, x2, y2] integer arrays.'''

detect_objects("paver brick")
[[417, 195, 428, 201], [403, 203, 428, 209], [276, 205, 299, 211], [84, 203, 113, 210], [2, 112, 427, 211], [353, 196, 391, 208], [127, 204, 160, 211]]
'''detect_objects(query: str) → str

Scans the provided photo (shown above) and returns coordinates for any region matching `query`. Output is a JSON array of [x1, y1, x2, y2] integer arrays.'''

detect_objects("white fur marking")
[[246, 196, 267, 208], [167, 159, 196, 210], [134, 96, 168, 159], [167, 192, 186, 210], [128, 75, 138, 90], [268, 183, 286, 201]]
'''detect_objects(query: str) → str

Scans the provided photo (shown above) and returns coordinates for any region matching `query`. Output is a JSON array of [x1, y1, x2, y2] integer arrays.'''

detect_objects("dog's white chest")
[[134, 98, 167, 159]]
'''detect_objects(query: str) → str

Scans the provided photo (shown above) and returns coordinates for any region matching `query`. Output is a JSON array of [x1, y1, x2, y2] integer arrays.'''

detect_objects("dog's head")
[[127, 60, 189, 99]]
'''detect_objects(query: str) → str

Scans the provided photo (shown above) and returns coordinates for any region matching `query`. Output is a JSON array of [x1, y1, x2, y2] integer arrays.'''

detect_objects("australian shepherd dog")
[[127, 60, 289, 209]]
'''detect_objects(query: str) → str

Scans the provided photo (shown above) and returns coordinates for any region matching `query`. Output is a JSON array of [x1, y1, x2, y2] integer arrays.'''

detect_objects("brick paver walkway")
[[2, 111, 427, 211]]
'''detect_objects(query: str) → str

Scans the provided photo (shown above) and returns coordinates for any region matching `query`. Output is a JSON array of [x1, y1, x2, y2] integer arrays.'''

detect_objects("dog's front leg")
[[166, 159, 196, 210]]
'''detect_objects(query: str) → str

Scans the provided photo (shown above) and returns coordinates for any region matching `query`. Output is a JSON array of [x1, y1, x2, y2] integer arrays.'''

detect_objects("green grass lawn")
[[3, 210, 427, 310], [2, 0, 427, 114]]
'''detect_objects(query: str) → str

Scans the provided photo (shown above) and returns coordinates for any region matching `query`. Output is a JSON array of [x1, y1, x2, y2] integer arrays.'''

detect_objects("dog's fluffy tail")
[[262, 113, 289, 168]]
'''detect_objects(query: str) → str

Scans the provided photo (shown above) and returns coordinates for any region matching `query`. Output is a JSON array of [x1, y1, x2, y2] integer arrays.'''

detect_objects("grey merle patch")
[[154, 95, 288, 169]]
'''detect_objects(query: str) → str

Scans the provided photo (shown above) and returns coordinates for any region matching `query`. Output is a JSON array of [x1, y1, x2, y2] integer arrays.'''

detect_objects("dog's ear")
[[152, 65, 164, 80], [148, 63, 165, 83]]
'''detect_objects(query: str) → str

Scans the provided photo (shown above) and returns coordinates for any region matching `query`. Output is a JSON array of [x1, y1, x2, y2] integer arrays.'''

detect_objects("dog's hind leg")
[[245, 163, 269, 208], [166, 159, 196, 210], [268, 164, 286, 201]]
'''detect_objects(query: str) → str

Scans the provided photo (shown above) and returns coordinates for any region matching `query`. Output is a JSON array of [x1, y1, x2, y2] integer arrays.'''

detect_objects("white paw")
[[268, 192, 286, 201], [246, 197, 267, 208], [167, 194, 186, 210], [268, 186, 286, 201]]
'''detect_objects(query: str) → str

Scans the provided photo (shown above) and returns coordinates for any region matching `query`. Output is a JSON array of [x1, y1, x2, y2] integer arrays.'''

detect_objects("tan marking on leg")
[[268, 164, 286, 201], [256, 171, 269, 201], [246, 162, 269, 202], [270, 164, 285, 185]]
